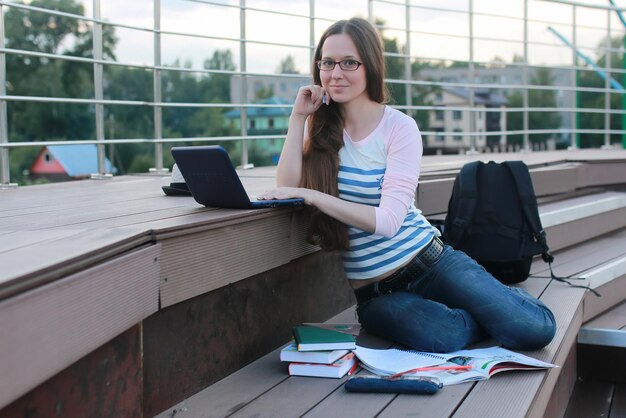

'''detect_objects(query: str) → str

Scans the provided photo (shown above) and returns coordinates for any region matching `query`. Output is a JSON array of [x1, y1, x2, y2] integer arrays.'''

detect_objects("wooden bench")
[[154, 228, 626, 417]]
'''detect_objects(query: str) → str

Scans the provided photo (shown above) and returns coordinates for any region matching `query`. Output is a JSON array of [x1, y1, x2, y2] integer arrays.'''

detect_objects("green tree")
[[375, 19, 433, 131], [410, 68, 436, 133], [117, 51, 240, 173], [254, 85, 275, 101], [169, 51, 237, 155], [506, 67, 561, 146], [103, 49, 240, 173], [203, 50, 236, 103], [7, 0, 90, 140], [578, 36, 623, 148], [103, 66, 153, 173], [376, 19, 404, 106], [277, 55, 299, 74], [5, 0, 118, 183], [5, 0, 85, 55], [5, 0, 245, 180], [447, 60, 470, 69]]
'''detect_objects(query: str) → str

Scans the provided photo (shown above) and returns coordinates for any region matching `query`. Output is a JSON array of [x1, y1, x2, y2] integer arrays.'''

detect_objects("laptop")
[[171, 145, 304, 209]]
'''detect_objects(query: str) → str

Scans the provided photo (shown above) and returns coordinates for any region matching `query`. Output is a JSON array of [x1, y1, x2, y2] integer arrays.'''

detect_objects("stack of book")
[[281, 325, 358, 378]]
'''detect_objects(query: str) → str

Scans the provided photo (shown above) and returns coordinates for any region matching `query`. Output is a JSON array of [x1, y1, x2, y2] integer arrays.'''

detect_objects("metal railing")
[[0, 0, 625, 187]]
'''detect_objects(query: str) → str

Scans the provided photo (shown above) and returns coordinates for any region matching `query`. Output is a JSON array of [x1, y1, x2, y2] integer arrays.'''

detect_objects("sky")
[[76, 0, 626, 75]]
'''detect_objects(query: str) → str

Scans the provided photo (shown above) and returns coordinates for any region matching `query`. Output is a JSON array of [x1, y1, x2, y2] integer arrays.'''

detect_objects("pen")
[[347, 362, 359, 376], [390, 365, 472, 379]]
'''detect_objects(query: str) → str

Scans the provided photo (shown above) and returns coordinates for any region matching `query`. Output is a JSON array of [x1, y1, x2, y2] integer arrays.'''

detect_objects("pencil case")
[[344, 376, 441, 394]]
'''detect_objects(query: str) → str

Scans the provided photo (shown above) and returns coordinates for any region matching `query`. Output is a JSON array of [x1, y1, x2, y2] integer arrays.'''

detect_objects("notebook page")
[[445, 346, 556, 368], [354, 346, 448, 375]]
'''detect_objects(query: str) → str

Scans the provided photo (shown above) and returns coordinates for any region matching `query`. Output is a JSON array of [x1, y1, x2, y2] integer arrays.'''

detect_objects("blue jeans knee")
[[357, 292, 485, 353], [494, 291, 557, 351]]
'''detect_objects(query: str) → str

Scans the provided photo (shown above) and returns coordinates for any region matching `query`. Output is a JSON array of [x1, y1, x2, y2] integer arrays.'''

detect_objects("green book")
[[292, 325, 357, 352]]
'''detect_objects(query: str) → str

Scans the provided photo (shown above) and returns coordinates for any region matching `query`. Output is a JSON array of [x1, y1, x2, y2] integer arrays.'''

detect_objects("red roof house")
[[29, 145, 116, 181]]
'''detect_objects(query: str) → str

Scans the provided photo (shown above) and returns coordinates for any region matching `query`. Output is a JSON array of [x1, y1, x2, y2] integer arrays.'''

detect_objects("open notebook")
[[353, 346, 448, 375], [171, 145, 304, 209]]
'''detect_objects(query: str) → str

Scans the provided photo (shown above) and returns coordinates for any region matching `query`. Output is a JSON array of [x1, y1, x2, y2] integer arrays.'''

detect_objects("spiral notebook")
[[353, 346, 448, 376]]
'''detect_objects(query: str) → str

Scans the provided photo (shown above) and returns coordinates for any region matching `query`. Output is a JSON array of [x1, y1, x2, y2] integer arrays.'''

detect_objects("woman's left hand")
[[257, 187, 316, 205]]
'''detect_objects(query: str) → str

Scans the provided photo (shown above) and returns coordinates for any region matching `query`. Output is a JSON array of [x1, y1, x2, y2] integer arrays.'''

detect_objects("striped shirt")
[[339, 106, 439, 280]]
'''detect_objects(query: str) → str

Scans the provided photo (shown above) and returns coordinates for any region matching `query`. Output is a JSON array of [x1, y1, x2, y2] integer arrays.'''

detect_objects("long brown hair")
[[301, 17, 388, 251]]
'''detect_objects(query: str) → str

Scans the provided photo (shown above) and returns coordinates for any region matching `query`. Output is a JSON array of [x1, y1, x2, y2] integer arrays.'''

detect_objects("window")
[[433, 128, 444, 141], [435, 110, 444, 121], [44, 152, 54, 164], [435, 92, 443, 102], [453, 129, 463, 141], [453, 110, 462, 120], [268, 118, 274, 128], [249, 119, 256, 129]]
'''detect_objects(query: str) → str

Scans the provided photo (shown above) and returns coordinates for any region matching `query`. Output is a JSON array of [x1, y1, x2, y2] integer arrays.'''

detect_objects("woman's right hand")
[[292, 85, 329, 118]]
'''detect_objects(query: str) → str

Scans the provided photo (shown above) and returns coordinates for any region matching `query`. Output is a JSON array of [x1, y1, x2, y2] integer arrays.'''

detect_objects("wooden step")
[[578, 302, 626, 348], [155, 228, 626, 418], [540, 191, 626, 252]]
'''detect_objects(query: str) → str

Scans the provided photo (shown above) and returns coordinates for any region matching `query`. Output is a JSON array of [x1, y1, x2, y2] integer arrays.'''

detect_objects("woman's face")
[[319, 33, 368, 105]]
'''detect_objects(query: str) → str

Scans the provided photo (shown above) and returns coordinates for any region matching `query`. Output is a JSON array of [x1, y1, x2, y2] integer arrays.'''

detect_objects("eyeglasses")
[[316, 59, 363, 71]]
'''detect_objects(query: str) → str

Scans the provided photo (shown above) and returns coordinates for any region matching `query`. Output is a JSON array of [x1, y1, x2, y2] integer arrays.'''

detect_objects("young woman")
[[258, 17, 556, 353]]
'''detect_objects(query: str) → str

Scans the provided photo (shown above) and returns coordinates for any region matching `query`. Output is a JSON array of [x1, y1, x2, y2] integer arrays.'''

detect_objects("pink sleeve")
[[373, 117, 422, 237]]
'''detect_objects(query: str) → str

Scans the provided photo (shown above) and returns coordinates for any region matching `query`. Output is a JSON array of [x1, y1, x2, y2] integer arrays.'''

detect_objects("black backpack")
[[442, 161, 600, 295], [443, 161, 547, 284]]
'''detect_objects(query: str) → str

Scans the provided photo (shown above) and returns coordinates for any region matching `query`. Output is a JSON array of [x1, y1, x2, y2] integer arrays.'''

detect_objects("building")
[[419, 65, 575, 138], [29, 144, 116, 181], [230, 75, 310, 104], [426, 87, 507, 152], [224, 96, 292, 163], [224, 96, 291, 134]]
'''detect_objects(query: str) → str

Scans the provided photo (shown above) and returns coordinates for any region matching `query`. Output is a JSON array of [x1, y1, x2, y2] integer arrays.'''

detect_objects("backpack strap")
[[547, 262, 601, 297], [446, 161, 480, 247], [501, 161, 553, 263]]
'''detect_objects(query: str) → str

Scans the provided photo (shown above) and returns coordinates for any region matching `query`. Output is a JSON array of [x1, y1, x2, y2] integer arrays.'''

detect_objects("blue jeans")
[[356, 245, 556, 353]]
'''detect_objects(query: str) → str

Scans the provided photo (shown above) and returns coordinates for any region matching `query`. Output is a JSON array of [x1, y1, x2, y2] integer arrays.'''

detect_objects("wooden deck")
[[1, 149, 626, 417]]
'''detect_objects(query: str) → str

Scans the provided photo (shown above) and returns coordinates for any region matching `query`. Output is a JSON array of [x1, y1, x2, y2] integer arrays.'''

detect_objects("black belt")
[[353, 237, 445, 304]]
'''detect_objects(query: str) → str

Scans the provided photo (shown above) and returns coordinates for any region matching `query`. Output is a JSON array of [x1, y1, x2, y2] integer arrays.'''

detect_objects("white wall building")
[[427, 88, 507, 152], [419, 65, 574, 136]]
